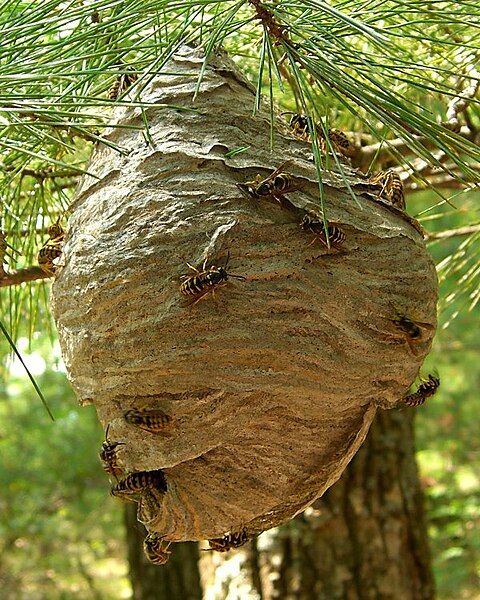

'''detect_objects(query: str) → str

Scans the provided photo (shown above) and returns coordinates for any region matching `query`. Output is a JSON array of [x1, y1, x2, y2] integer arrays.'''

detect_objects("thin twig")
[[18, 168, 82, 181], [351, 126, 475, 171], [445, 65, 480, 133], [7, 227, 59, 237], [426, 224, 480, 241], [351, 137, 425, 170], [401, 150, 450, 181], [0, 266, 52, 287], [248, 0, 292, 44], [405, 178, 468, 192], [3, 103, 101, 142]]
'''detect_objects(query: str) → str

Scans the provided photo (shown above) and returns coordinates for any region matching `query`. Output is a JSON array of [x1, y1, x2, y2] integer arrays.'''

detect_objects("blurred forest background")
[[0, 0, 479, 598]]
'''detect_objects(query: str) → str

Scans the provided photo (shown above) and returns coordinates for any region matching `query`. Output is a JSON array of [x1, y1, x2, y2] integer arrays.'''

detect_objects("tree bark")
[[201, 410, 434, 600], [124, 504, 202, 600]]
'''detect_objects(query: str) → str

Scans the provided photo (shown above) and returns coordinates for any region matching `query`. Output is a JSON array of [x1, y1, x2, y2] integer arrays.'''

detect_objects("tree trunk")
[[124, 504, 202, 600], [201, 410, 434, 600]]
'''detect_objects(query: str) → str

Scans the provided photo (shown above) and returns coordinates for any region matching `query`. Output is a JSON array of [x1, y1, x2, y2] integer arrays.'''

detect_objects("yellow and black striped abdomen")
[[208, 529, 249, 552], [302, 215, 345, 247], [272, 174, 295, 193], [124, 408, 172, 433], [99, 440, 124, 477], [386, 172, 405, 210], [180, 268, 228, 296], [111, 469, 167, 498], [38, 243, 62, 264], [404, 374, 440, 407], [369, 170, 405, 210], [325, 226, 346, 245], [180, 275, 206, 296]]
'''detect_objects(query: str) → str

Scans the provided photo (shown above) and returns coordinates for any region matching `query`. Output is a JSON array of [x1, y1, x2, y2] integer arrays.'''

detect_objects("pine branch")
[[352, 125, 478, 172], [9, 227, 59, 238], [3, 103, 102, 142], [426, 225, 480, 241], [444, 65, 480, 133], [4, 166, 82, 181], [248, 0, 292, 45], [351, 66, 479, 171], [406, 178, 469, 192], [0, 267, 51, 288]]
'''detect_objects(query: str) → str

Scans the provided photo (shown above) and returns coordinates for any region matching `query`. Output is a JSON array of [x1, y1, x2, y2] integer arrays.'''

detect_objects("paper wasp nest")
[[52, 45, 437, 543]]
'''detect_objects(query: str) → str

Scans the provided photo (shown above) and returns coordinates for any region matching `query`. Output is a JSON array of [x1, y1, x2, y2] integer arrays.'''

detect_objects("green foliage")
[[0, 318, 53, 419], [0, 341, 129, 598], [421, 189, 479, 329]]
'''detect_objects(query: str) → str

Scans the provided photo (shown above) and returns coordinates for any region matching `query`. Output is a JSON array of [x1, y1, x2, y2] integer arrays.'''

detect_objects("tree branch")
[[0, 266, 51, 287], [16, 167, 81, 181], [426, 224, 480, 241], [405, 178, 468, 192], [248, 0, 292, 43], [401, 150, 450, 182], [350, 65, 479, 171], [351, 126, 476, 172], [3, 103, 101, 142], [444, 65, 480, 133]]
